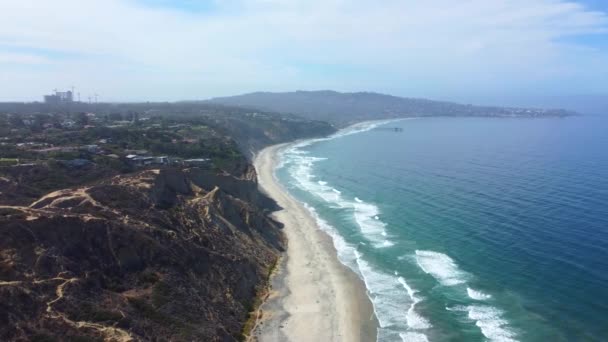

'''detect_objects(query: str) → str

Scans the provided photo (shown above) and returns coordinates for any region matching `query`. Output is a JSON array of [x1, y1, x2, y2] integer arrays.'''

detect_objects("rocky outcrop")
[[0, 167, 284, 341]]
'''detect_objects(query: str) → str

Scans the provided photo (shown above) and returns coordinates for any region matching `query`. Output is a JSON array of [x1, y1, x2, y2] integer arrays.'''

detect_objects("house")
[[59, 159, 93, 168], [81, 145, 99, 153], [125, 149, 148, 155], [17, 142, 49, 149], [35, 146, 77, 154], [62, 120, 76, 128], [184, 158, 211, 167], [126, 155, 170, 167], [155, 156, 169, 165], [131, 156, 155, 166]]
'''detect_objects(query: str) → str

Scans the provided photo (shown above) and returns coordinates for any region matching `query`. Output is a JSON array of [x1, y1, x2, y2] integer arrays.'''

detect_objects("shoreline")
[[252, 143, 378, 342]]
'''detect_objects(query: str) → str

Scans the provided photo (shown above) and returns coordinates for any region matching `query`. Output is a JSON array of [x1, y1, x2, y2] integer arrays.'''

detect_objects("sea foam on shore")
[[276, 120, 433, 341]]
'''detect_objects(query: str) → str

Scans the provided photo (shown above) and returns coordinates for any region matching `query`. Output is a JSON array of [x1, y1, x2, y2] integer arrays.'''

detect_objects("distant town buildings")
[[183, 158, 211, 166], [125, 155, 170, 167], [124, 154, 211, 168], [44, 90, 73, 104]]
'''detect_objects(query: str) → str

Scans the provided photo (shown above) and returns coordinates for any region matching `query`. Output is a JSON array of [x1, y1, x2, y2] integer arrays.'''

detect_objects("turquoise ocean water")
[[275, 116, 608, 342]]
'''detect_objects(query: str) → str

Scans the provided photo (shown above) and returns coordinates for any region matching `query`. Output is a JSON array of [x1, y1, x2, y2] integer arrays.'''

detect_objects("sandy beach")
[[252, 143, 377, 342]]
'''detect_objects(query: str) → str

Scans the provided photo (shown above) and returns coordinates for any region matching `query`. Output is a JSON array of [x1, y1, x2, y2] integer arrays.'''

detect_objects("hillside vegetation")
[[0, 101, 334, 341], [0, 167, 283, 341]]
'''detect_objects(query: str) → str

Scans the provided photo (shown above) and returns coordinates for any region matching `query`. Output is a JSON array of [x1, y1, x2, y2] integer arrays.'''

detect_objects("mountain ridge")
[[209, 90, 576, 126]]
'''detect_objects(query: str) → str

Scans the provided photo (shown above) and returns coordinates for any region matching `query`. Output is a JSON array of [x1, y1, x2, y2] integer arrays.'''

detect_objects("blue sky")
[[133, 0, 219, 13], [0, 0, 607, 102]]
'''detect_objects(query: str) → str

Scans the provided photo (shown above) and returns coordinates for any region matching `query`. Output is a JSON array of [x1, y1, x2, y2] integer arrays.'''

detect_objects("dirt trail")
[[43, 277, 134, 342], [0, 276, 133, 342]]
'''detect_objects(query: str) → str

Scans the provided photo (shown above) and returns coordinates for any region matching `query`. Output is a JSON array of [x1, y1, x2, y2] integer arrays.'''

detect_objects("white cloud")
[[0, 0, 606, 101]]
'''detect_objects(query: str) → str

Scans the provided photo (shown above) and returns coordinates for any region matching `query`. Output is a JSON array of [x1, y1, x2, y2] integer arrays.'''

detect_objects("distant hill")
[[209, 90, 575, 127]]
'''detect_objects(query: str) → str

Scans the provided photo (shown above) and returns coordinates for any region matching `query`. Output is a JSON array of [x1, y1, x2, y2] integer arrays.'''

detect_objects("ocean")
[[275, 116, 608, 342]]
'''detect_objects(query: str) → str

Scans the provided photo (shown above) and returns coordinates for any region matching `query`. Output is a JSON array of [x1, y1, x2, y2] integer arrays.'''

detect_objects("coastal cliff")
[[0, 100, 341, 341], [0, 167, 284, 341]]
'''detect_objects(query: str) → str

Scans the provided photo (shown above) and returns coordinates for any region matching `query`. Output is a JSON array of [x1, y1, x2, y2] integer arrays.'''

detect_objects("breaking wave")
[[415, 250, 468, 286], [415, 251, 517, 341], [277, 119, 432, 341], [283, 139, 394, 248], [356, 252, 430, 341], [301, 204, 431, 341], [467, 287, 493, 301], [448, 305, 518, 342]]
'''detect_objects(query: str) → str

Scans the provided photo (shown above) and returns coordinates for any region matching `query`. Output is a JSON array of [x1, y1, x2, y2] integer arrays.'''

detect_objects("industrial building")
[[43, 90, 74, 104]]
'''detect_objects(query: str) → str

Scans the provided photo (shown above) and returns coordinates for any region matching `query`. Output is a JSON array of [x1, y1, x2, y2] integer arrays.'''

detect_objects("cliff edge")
[[0, 167, 283, 341]]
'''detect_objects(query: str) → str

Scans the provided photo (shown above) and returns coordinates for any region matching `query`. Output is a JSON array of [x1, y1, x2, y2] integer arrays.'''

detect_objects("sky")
[[1, 0, 607, 102]]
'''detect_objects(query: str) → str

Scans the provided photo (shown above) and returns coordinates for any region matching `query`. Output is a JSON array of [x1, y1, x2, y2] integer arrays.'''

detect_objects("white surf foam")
[[415, 250, 468, 286], [352, 199, 393, 247], [302, 203, 358, 269], [279, 119, 412, 250], [332, 118, 409, 140], [284, 144, 393, 248], [277, 120, 521, 342], [278, 119, 436, 340], [355, 254, 430, 340], [288, 155, 342, 205], [414, 251, 517, 340], [398, 277, 416, 300], [448, 305, 518, 342], [467, 287, 492, 300], [284, 118, 408, 153], [399, 332, 430, 342], [280, 118, 412, 162], [398, 277, 432, 330], [275, 152, 288, 170]]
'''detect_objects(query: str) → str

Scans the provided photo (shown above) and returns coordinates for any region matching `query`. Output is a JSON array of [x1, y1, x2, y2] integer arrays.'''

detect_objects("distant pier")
[[374, 127, 403, 132]]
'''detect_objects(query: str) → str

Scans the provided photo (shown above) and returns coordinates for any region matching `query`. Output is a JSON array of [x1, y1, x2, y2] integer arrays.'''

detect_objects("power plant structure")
[[43, 89, 74, 104], [43, 87, 100, 106]]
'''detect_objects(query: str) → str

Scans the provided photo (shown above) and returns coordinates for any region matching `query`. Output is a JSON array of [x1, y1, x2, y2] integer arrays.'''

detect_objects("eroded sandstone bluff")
[[0, 167, 284, 341]]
